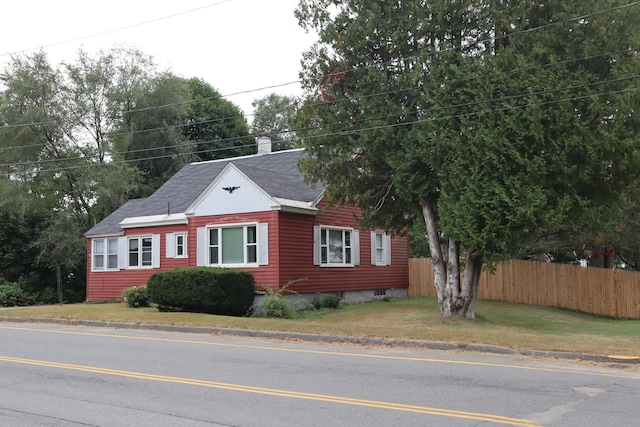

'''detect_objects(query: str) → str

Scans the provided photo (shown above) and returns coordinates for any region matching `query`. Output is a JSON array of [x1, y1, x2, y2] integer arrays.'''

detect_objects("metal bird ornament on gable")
[[222, 186, 240, 194]]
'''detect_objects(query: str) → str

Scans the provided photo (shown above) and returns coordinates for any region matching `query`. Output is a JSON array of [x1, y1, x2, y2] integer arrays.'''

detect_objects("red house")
[[85, 140, 409, 303]]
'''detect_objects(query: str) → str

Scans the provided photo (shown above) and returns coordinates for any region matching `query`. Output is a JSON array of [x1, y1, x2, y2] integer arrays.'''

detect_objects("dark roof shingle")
[[85, 149, 323, 236]]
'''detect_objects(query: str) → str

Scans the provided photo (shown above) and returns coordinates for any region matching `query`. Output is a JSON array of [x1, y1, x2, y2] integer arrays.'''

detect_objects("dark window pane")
[[247, 245, 257, 263], [247, 226, 256, 244]]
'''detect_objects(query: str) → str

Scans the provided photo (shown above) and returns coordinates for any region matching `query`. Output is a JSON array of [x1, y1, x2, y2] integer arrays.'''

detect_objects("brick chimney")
[[257, 136, 272, 155]]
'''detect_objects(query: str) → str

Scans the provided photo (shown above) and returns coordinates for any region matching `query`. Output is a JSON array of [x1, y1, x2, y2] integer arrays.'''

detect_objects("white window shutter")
[[370, 231, 377, 265], [313, 226, 321, 265], [152, 234, 161, 268], [353, 230, 360, 266], [258, 223, 269, 265], [117, 236, 128, 269], [166, 233, 175, 259], [384, 234, 392, 266], [197, 227, 207, 266]]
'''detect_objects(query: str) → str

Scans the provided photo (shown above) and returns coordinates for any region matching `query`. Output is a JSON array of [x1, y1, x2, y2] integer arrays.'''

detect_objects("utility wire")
[[2, 69, 637, 168], [1, 45, 636, 156], [0, 0, 235, 58], [3, 82, 638, 178], [2, 1, 636, 132], [0, 2, 638, 172]]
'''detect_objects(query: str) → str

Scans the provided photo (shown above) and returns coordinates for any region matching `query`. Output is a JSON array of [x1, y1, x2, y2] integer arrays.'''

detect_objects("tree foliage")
[[183, 78, 254, 162], [251, 93, 301, 151], [295, 0, 640, 317], [0, 46, 253, 300]]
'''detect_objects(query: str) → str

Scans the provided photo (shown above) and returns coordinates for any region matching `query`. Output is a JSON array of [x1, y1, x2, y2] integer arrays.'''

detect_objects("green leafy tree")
[[33, 210, 87, 304], [183, 78, 254, 161], [251, 93, 301, 151], [295, 0, 640, 317], [114, 73, 194, 197]]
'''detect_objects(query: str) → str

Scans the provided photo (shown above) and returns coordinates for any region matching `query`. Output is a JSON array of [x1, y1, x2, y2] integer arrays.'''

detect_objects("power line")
[[2, 70, 638, 167], [1, 45, 635, 157], [0, 0, 236, 59], [3, 1, 636, 134], [0, 2, 637, 171], [3, 82, 638, 178], [2, 67, 638, 168]]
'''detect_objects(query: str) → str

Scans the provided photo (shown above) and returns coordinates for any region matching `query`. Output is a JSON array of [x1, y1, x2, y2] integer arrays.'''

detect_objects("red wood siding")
[[277, 201, 409, 295], [86, 224, 189, 301], [189, 211, 281, 289], [86, 203, 409, 301]]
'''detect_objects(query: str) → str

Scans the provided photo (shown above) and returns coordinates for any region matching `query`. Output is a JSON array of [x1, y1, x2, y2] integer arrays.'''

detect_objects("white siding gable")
[[187, 164, 275, 216]]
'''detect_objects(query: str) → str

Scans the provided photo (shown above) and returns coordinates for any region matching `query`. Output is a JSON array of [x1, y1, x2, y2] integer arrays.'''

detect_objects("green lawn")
[[2, 298, 639, 357]]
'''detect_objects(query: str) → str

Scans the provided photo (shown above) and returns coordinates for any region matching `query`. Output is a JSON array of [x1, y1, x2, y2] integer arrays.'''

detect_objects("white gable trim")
[[120, 213, 187, 229], [87, 232, 124, 239], [272, 198, 318, 215], [186, 163, 277, 216]]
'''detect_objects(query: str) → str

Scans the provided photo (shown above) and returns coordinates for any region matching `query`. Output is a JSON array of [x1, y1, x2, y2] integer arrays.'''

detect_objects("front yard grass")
[[1, 297, 638, 357]]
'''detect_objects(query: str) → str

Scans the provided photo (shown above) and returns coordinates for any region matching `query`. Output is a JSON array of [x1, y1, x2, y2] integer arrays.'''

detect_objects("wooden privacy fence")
[[408, 258, 640, 319]]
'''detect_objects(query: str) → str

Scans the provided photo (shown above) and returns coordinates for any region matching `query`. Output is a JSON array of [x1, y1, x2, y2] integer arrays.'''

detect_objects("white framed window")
[[92, 237, 119, 271], [314, 226, 360, 266], [166, 232, 188, 259], [196, 223, 268, 267], [175, 233, 187, 257], [128, 235, 160, 268], [371, 231, 391, 266]]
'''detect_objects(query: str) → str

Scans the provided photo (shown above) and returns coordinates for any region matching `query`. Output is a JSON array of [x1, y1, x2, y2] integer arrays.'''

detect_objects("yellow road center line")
[[0, 355, 541, 426], [607, 355, 640, 360]]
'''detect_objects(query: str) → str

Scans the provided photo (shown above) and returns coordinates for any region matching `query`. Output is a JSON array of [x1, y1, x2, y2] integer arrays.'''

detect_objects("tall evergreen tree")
[[295, 0, 640, 317]]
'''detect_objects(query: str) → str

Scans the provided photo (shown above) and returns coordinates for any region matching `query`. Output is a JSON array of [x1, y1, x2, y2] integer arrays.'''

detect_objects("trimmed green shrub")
[[123, 286, 150, 308], [320, 293, 342, 309], [146, 267, 255, 316], [0, 279, 36, 307], [311, 293, 342, 310]]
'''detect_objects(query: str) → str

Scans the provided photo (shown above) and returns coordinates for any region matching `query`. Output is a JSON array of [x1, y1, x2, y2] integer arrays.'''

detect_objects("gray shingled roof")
[[85, 149, 324, 237]]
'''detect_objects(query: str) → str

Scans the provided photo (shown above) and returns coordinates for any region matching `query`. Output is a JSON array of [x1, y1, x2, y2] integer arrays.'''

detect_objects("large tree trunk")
[[458, 251, 482, 318], [420, 200, 481, 318], [420, 200, 450, 314]]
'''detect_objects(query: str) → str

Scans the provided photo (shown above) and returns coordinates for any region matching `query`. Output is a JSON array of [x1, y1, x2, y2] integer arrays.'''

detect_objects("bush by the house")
[[251, 280, 309, 319], [252, 286, 297, 319], [319, 293, 342, 309], [311, 293, 342, 310], [146, 267, 255, 316], [0, 279, 36, 307], [123, 286, 150, 308]]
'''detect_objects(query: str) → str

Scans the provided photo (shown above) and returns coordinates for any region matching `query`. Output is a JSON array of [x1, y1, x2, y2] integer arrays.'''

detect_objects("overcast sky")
[[0, 0, 316, 118]]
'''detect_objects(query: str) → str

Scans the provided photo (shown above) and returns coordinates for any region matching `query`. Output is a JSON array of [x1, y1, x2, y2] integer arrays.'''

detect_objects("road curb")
[[1, 316, 638, 364]]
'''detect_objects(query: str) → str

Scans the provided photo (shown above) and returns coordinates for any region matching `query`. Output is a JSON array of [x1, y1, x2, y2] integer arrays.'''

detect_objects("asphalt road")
[[0, 322, 638, 426]]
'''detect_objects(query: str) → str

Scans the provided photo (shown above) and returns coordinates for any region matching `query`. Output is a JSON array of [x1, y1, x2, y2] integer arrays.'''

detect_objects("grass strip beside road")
[[1, 298, 638, 357]]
